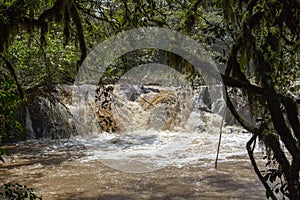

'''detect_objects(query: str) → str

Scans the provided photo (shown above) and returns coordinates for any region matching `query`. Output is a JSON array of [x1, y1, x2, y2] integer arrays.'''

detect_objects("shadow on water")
[[201, 174, 249, 189], [116, 134, 157, 146], [56, 173, 260, 200], [55, 193, 137, 200], [0, 140, 87, 169]]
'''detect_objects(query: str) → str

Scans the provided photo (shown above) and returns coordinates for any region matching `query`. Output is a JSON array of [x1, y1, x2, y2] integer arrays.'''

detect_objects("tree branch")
[[0, 54, 24, 99], [224, 86, 257, 133], [70, 2, 87, 69], [254, 49, 300, 165], [247, 123, 277, 200], [221, 74, 265, 95], [283, 97, 300, 144], [38, 0, 67, 23]]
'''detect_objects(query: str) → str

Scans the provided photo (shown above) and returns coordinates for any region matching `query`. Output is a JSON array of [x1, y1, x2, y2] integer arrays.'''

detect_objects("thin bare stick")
[[215, 107, 226, 169]]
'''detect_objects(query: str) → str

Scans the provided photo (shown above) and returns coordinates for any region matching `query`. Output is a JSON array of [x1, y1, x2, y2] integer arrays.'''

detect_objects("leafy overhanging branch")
[[0, 0, 87, 67], [0, 0, 88, 119], [223, 0, 300, 198]]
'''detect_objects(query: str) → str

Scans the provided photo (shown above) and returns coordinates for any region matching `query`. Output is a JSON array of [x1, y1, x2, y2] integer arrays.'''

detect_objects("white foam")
[[60, 84, 254, 173], [76, 124, 253, 173]]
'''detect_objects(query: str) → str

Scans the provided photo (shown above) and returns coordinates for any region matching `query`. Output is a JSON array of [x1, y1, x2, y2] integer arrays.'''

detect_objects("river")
[[0, 84, 267, 199], [0, 129, 266, 199]]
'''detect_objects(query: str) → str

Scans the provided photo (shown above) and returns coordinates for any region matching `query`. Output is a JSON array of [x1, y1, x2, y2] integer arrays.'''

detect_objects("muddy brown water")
[[0, 139, 266, 200]]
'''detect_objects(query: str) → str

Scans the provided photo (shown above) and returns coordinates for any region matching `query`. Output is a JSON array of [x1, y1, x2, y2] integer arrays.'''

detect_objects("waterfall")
[[32, 83, 254, 173], [58, 83, 230, 135], [25, 106, 35, 139], [60, 84, 102, 136]]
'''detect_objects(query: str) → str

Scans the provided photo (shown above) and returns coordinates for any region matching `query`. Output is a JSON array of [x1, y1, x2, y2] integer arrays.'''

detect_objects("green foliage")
[[219, 0, 300, 199], [261, 156, 288, 198], [0, 183, 42, 200], [0, 148, 9, 163], [8, 30, 79, 85], [0, 70, 24, 140]]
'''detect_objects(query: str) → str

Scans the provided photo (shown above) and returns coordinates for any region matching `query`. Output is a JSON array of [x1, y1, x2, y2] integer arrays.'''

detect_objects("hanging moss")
[[70, 2, 87, 67]]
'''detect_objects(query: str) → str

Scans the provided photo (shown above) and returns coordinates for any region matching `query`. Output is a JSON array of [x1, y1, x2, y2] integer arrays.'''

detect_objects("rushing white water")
[[76, 125, 252, 173], [25, 106, 36, 139], [56, 84, 256, 174]]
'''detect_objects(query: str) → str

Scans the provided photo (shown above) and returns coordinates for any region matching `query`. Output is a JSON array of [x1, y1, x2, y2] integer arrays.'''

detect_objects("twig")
[[215, 106, 227, 169]]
